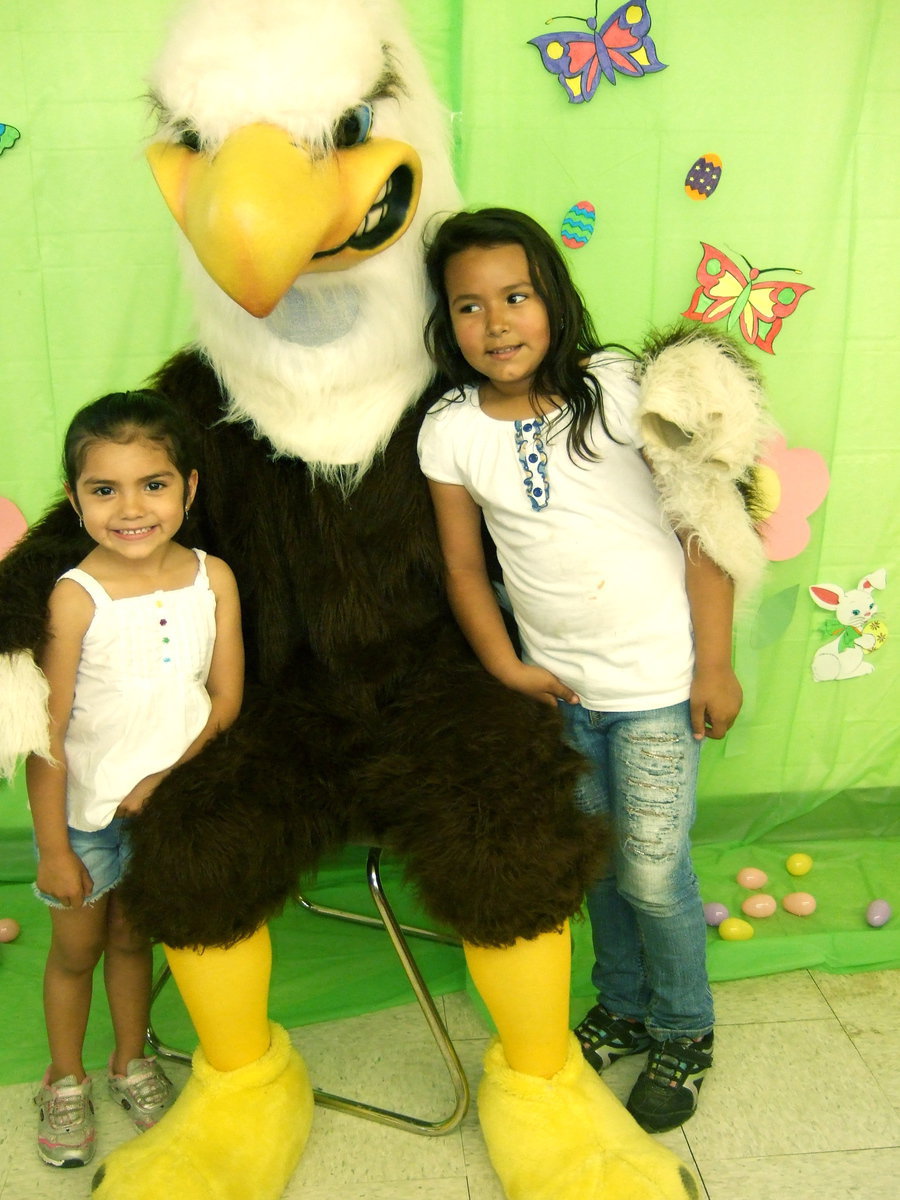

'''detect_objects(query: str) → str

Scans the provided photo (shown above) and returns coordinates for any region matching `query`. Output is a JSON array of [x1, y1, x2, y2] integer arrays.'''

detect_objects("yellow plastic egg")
[[786, 852, 813, 876], [718, 917, 755, 941], [741, 893, 777, 918]]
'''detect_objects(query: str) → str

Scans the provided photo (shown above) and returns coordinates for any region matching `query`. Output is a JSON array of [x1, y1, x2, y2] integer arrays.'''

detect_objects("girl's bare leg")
[[104, 889, 154, 1073], [44, 898, 108, 1081]]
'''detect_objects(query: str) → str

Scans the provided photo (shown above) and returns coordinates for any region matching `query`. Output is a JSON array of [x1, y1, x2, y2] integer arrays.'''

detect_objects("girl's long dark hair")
[[424, 207, 625, 461]]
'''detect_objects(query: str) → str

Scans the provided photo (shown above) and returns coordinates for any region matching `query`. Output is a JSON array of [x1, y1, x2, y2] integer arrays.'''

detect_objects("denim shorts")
[[33, 817, 133, 908]]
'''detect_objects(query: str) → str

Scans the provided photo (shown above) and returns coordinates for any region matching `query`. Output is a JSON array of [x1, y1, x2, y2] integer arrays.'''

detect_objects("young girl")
[[417, 208, 742, 1134], [28, 389, 244, 1167]]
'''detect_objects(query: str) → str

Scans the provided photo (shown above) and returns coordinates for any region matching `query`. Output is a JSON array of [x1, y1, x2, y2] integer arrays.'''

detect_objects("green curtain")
[[1, 0, 897, 1085]]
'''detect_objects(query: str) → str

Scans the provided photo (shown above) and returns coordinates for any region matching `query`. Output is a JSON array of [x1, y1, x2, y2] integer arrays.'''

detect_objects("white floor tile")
[[442, 988, 492, 1041], [711, 969, 834, 1024], [683, 1018, 900, 1160], [812, 967, 900, 1030], [287, 1006, 467, 1188], [701, 1147, 900, 1200], [290, 1183, 470, 1200], [849, 1027, 900, 1117]]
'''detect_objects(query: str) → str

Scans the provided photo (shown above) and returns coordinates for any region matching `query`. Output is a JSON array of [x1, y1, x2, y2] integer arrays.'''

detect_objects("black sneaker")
[[627, 1031, 714, 1133], [575, 1002, 652, 1074]]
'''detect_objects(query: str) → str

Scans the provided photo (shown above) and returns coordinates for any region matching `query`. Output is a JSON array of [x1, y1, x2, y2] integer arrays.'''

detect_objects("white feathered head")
[[146, 0, 459, 479]]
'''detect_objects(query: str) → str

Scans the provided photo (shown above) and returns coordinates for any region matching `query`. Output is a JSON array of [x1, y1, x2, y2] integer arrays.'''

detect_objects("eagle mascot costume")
[[0, 1, 771, 1198]]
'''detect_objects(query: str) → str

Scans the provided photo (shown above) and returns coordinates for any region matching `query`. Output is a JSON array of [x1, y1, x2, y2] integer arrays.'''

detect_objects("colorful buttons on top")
[[156, 593, 172, 664]]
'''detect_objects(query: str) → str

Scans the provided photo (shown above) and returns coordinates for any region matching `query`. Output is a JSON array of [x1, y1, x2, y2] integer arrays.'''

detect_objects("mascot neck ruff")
[[0, 2, 770, 1198]]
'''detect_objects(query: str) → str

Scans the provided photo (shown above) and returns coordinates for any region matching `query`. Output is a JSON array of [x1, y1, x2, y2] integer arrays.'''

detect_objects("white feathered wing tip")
[[0, 652, 51, 782], [150, 0, 461, 481], [637, 326, 780, 614]]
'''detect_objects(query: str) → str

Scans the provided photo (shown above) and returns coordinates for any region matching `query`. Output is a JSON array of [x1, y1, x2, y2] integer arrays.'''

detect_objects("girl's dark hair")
[[424, 207, 624, 460], [63, 389, 197, 499]]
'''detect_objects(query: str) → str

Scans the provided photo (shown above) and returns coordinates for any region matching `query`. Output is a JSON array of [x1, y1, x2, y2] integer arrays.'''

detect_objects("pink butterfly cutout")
[[683, 242, 813, 354]]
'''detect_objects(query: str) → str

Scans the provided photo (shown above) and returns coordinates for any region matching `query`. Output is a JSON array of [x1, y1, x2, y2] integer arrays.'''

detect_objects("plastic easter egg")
[[741, 893, 777, 919], [786, 852, 813, 876], [862, 618, 887, 652], [737, 867, 768, 890], [0, 917, 20, 942], [703, 902, 729, 926], [782, 892, 817, 916], [718, 917, 754, 941], [684, 153, 722, 201], [866, 899, 892, 928], [560, 201, 596, 249]]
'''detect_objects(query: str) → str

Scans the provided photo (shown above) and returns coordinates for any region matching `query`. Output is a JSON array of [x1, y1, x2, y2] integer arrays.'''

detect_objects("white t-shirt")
[[417, 354, 694, 711]]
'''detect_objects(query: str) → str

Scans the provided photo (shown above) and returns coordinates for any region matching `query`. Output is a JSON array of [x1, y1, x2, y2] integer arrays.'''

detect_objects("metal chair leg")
[[146, 963, 191, 1066], [146, 846, 469, 1135]]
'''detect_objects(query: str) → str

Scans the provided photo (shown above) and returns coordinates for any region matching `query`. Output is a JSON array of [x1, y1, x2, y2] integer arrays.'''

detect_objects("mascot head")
[[146, 0, 459, 479]]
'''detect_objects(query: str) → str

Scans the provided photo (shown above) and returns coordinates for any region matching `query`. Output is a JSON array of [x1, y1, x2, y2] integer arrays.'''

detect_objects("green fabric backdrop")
[[1, 0, 897, 1086]]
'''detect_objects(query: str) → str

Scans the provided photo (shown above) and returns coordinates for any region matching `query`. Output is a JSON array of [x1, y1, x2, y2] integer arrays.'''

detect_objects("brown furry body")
[[1, 349, 604, 948]]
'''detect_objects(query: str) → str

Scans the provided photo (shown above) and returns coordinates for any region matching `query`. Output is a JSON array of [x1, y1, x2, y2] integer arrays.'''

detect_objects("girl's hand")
[[690, 664, 743, 740], [499, 661, 580, 708], [36, 850, 93, 909], [115, 770, 167, 818]]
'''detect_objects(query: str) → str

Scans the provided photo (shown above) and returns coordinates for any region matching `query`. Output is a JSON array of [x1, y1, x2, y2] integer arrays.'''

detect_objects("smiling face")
[[67, 437, 198, 566], [445, 242, 551, 405]]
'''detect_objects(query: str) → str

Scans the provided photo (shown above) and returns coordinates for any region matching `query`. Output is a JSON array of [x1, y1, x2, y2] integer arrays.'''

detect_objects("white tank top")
[[59, 548, 216, 831]]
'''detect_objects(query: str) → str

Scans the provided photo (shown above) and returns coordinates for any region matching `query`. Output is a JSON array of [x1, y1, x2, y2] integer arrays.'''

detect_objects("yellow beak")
[[146, 123, 422, 318]]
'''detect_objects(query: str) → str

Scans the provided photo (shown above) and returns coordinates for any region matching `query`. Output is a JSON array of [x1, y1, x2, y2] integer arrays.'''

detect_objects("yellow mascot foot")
[[478, 1033, 700, 1200], [91, 1023, 313, 1200]]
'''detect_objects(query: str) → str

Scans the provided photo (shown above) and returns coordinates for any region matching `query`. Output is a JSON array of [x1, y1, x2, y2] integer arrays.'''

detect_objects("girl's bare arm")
[[27, 581, 95, 905]]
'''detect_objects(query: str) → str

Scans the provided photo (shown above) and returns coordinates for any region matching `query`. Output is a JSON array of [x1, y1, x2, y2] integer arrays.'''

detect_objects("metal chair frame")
[[146, 845, 470, 1136]]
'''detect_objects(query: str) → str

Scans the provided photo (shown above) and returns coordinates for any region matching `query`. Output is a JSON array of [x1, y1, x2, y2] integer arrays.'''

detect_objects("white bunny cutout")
[[809, 569, 887, 681]]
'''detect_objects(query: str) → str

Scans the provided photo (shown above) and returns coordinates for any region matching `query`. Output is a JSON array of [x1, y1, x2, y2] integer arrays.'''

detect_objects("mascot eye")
[[177, 127, 203, 152], [334, 103, 373, 149]]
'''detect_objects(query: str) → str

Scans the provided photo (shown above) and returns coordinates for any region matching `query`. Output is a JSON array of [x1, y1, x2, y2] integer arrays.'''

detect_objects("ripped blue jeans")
[[560, 700, 713, 1041]]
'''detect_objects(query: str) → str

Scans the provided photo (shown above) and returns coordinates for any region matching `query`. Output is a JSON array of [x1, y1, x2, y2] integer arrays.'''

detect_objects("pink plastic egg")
[[782, 892, 817, 916], [703, 902, 729, 926], [741, 893, 777, 919], [718, 917, 754, 941], [866, 899, 892, 928], [0, 918, 20, 942], [737, 867, 768, 889]]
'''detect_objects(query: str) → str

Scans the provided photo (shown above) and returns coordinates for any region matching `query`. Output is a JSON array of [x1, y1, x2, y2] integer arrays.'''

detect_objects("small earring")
[[184, 507, 190, 521], [77, 515, 83, 528]]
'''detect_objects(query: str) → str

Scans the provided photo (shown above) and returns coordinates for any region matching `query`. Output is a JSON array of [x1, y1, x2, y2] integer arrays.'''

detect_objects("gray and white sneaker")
[[108, 1056, 175, 1131], [35, 1073, 96, 1168]]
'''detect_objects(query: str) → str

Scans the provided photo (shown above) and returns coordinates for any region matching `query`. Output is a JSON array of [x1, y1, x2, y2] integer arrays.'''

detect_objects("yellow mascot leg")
[[165, 925, 273, 1070], [91, 927, 313, 1200], [466, 926, 700, 1200]]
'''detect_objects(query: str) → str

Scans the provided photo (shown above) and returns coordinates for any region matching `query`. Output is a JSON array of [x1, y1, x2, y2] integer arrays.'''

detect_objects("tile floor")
[[1, 968, 899, 1199]]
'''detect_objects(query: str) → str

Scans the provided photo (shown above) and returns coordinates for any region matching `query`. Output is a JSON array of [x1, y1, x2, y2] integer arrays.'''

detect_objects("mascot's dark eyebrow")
[[145, 55, 405, 154]]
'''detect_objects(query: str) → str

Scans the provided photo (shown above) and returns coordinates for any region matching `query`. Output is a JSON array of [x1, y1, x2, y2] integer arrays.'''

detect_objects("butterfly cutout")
[[528, 3, 666, 104], [683, 243, 813, 354]]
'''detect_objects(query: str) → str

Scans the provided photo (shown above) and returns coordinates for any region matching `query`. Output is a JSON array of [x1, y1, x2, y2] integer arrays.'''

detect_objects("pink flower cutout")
[[754, 435, 830, 561], [0, 495, 27, 561]]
